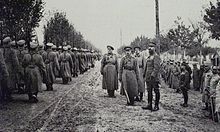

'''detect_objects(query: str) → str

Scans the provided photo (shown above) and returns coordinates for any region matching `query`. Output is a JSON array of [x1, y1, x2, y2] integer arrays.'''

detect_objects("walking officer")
[[119, 46, 139, 106], [101, 45, 118, 98], [142, 42, 161, 111]]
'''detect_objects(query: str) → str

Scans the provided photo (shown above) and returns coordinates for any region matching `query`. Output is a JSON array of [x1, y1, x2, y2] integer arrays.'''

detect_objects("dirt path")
[[1, 62, 220, 132]]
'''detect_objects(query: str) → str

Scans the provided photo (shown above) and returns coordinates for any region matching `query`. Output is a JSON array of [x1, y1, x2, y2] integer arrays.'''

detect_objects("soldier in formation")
[[0, 36, 99, 103]]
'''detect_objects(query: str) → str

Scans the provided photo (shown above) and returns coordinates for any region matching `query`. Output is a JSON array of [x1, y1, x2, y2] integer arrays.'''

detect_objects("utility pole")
[[120, 29, 123, 46], [155, 0, 160, 54]]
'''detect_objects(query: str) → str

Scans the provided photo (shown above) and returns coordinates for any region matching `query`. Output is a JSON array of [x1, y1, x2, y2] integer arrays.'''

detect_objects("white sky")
[[36, 0, 219, 52]]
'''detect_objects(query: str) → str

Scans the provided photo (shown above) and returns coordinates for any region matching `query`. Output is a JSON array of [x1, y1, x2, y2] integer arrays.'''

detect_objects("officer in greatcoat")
[[134, 46, 145, 102], [119, 46, 139, 106], [101, 45, 118, 98], [142, 42, 161, 111]]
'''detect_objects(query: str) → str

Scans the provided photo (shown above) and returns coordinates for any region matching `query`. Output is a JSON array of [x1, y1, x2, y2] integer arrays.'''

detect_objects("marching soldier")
[[59, 46, 73, 84], [42, 43, 60, 91], [72, 47, 80, 77], [16, 40, 28, 93], [78, 49, 86, 74], [101, 45, 118, 98], [134, 46, 145, 102], [2, 37, 19, 101], [0, 45, 9, 102], [119, 46, 139, 106], [67, 45, 77, 77], [22, 42, 46, 103], [52, 44, 60, 78], [142, 42, 161, 111]]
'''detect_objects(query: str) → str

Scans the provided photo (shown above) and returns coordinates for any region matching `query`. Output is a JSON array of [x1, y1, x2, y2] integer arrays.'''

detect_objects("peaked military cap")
[[148, 42, 156, 47], [10, 41, 16, 46], [30, 42, 38, 49], [3, 37, 12, 44], [107, 45, 114, 50], [46, 43, 53, 47], [134, 46, 141, 50], [17, 40, 26, 46], [124, 46, 132, 51]]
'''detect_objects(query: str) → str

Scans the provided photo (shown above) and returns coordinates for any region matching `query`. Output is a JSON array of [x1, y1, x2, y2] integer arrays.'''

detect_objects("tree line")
[[118, 1, 220, 57], [0, 0, 100, 52]]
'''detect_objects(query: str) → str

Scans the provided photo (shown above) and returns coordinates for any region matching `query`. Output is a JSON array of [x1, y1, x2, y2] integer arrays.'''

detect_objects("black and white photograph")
[[1, 0, 220, 131]]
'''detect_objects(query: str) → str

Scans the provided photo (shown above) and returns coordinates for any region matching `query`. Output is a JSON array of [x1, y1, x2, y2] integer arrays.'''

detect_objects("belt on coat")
[[124, 68, 134, 71], [139, 65, 143, 68]]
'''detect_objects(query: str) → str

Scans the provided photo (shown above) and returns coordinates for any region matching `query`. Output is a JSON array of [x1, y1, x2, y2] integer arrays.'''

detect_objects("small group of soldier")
[[101, 42, 161, 111], [161, 58, 220, 122], [161, 60, 192, 107], [0, 36, 99, 103]]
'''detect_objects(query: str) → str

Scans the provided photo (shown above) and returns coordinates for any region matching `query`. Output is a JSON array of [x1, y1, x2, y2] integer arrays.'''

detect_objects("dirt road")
[[0, 62, 220, 132]]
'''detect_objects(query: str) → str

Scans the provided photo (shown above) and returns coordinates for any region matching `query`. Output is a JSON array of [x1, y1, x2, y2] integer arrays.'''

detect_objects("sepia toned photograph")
[[1, 0, 220, 131]]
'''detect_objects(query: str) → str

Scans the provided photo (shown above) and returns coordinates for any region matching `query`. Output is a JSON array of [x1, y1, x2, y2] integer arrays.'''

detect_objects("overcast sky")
[[36, 0, 218, 52]]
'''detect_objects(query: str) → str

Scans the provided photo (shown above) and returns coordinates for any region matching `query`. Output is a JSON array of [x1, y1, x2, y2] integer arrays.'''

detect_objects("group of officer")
[[101, 42, 161, 111], [161, 58, 220, 122], [0, 36, 100, 103]]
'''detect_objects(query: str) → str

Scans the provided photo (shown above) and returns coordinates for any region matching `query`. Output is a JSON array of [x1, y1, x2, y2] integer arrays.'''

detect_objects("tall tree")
[[0, 0, 44, 42], [167, 17, 196, 49], [44, 11, 99, 51], [204, 1, 220, 40], [44, 12, 73, 46]]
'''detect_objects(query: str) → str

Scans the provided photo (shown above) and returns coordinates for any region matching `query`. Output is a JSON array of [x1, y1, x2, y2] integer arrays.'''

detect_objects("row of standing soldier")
[[0, 36, 100, 103], [101, 42, 161, 111], [161, 58, 220, 122]]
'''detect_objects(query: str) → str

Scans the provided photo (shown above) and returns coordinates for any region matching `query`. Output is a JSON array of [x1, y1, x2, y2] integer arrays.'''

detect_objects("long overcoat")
[[59, 51, 73, 78], [119, 55, 139, 99], [42, 50, 60, 84], [101, 53, 118, 91], [22, 51, 46, 94]]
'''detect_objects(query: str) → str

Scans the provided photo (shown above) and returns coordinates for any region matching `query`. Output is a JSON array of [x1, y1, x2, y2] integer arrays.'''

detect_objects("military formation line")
[[0, 36, 100, 103]]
